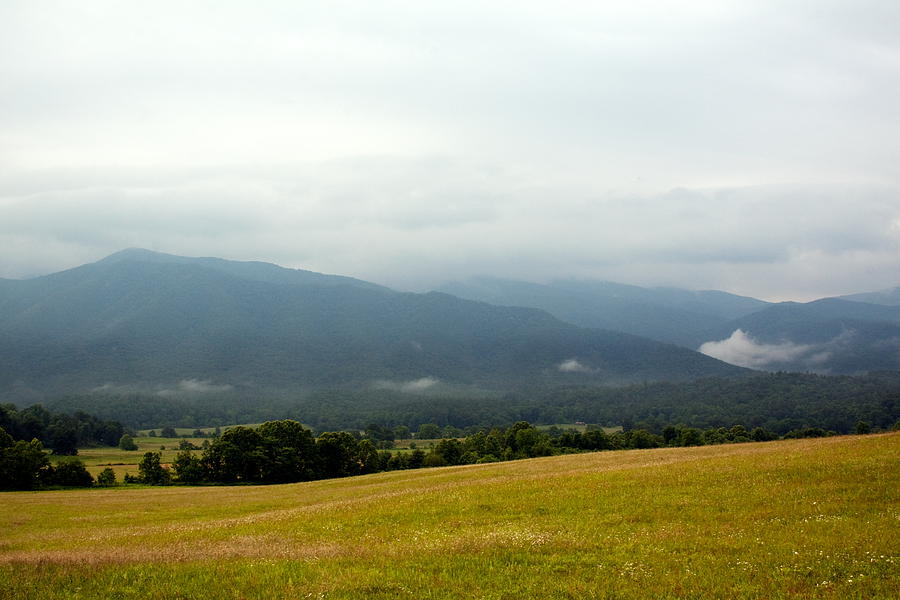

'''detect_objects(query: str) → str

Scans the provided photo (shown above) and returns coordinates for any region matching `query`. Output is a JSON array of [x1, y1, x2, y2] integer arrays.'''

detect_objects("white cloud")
[[558, 359, 593, 373], [698, 329, 833, 370], [157, 379, 233, 397], [372, 377, 439, 393], [91, 378, 234, 397]]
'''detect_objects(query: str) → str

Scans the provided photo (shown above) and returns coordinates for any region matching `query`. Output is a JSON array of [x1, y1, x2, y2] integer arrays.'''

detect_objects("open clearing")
[[2, 433, 898, 599]]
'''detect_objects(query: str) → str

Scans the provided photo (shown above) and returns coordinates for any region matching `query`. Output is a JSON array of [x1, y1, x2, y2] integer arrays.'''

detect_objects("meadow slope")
[[1, 434, 898, 599]]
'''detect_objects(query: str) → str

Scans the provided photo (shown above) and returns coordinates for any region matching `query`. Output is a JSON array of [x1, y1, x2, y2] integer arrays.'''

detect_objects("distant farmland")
[[1, 434, 898, 599]]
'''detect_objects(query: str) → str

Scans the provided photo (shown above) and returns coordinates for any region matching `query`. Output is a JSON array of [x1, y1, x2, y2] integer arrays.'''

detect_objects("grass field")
[[2, 433, 898, 599], [76, 436, 205, 479]]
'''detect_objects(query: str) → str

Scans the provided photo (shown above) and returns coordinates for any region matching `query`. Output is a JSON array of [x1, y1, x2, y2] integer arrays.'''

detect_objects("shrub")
[[52, 458, 94, 487], [97, 467, 117, 486]]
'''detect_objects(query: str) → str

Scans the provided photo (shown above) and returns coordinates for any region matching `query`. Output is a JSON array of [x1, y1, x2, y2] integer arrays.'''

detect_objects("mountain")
[[697, 298, 900, 373], [0, 250, 746, 402], [435, 276, 769, 347], [838, 285, 900, 306]]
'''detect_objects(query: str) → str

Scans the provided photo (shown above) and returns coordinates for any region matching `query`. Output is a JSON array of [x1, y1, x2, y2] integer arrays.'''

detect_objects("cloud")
[[558, 359, 594, 373], [698, 329, 835, 370], [372, 377, 439, 393], [1, 165, 897, 301], [90, 378, 235, 397], [1, 2, 899, 300], [157, 379, 234, 397]]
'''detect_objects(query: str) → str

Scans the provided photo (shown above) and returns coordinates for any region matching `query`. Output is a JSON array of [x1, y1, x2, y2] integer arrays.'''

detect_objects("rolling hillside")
[[1, 433, 897, 599]]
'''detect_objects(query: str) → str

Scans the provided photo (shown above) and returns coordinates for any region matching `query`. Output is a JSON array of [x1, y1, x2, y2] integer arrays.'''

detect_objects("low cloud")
[[157, 379, 234, 397], [372, 377, 439, 393], [699, 329, 834, 370], [91, 378, 235, 397], [92, 382, 142, 394], [558, 358, 594, 373]]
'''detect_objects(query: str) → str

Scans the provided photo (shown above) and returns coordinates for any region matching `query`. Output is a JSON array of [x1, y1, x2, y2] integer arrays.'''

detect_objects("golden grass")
[[2, 433, 898, 599]]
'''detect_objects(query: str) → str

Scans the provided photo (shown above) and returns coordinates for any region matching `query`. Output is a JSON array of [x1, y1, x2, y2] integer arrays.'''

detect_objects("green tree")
[[118, 434, 138, 451], [855, 420, 872, 435], [0, 428, 52, 490], [433, 438, 463, 465], [416, 423, 441, 439], [678, 428, 704, 447], [96, 467, 117, 486], [407, 449, 426, 469], [257, 420, 319, 482], [172, 451, 205, 483], [138, 451, 171, 485], [316, 431, 360, 478], [51, 458, 94, 487], [357, 439, 380, 474], [201, 426, 264, 482], [45, 419, 79, 455]]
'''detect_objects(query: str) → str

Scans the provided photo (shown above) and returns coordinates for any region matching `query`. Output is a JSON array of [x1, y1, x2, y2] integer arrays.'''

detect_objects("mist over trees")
[[38, 371, 900, 436]]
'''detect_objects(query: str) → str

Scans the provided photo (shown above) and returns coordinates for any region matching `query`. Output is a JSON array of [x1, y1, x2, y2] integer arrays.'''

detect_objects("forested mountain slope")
[[697, 298, 900, 373], [0, 250, 745, 402], [436, 276, 769, 347]]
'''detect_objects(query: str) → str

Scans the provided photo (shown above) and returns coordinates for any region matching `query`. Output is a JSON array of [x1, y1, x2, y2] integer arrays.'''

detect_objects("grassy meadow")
[[76, 436, 203, 479], [2, 433, 898, 599]]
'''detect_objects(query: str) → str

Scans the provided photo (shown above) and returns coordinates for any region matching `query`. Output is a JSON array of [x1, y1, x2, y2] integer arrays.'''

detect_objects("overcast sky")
[[1, 1, 898, 301]]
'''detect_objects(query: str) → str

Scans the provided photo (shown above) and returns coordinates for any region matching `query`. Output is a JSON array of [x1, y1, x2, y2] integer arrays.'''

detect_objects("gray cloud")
[[1, 162, 896, 300], [1, 2, 899, 299]]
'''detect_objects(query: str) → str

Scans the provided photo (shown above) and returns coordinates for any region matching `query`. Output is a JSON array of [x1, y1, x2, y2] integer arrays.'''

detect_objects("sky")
[[1, 1, 899, 301]]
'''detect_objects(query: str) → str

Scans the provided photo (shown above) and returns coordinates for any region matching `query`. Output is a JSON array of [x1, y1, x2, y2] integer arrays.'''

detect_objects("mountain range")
[[2, 249, 898, 407], [0, 249, 745, 403], [436, 276, 900, 374]]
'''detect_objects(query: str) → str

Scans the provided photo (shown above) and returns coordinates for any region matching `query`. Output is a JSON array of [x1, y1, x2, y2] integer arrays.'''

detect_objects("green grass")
[[3, 434, 898, 599], [76, 437, 204, 478]]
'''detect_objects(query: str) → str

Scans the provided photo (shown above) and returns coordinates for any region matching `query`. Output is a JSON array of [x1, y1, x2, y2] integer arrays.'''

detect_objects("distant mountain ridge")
[[697, 298, 900, 373], [435, 276, 770, 348], [97, 248, 390, 291], [0, 250, 746, 402], [838, 285, 900, 306], [435, 276, 900, 375]]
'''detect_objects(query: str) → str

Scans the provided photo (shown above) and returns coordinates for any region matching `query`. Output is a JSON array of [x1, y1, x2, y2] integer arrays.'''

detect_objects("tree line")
[[4, 415, 894, 491], [128, 419, 890, 487], [0, 403, 125, 455]]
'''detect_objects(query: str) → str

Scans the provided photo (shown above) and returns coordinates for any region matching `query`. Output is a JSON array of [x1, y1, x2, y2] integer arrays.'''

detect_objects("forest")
[[39, 370, 900, 435]]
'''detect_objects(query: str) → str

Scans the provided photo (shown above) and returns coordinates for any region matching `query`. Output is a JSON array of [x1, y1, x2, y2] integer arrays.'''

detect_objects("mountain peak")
[[96, 248, 177, 264], [92, 248, 392, 293]]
